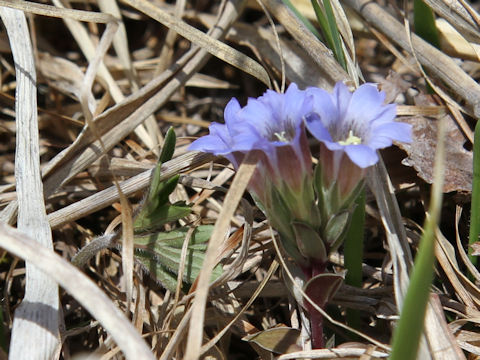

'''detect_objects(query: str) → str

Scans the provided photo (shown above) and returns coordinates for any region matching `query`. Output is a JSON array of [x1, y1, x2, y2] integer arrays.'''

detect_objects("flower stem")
[[306, 300, 324, 348]]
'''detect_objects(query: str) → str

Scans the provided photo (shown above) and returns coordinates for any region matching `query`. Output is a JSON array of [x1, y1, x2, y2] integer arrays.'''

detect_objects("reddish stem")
[[301, 260, 327, 348], [306, 299, 324, 348]]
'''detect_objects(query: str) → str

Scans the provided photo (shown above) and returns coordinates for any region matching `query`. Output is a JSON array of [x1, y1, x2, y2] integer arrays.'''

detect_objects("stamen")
[[274, 131, 288, 142], [338, 130, 362, 145]]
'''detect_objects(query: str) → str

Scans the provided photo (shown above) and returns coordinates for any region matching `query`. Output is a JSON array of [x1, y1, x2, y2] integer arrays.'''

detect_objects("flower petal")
[[305, 113, 334, 143], [374, 121, 412, 142], [332, 82, 353, 119], [306, 87, 338, 129], [283, 83, 310, 126], [188, 122, 232, 155], [342, 84, 387, 129], [368, 103, 397, 126], [344, 144, 379, 168]]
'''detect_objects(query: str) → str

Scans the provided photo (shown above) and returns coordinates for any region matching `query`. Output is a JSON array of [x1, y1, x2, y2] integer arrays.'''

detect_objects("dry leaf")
[[399, 114, 472, 192], [242, 327, 302, 354]]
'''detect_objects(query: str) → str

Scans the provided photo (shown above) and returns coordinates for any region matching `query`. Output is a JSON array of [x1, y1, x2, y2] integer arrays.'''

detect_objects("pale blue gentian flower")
[[305, 82, 412, 201], [189, 81, 412, 349]]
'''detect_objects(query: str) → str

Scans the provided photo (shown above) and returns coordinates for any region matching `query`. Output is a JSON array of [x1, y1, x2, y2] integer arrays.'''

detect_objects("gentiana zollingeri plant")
[[189, 82, 412, 348], [72, 127, 221, 293]]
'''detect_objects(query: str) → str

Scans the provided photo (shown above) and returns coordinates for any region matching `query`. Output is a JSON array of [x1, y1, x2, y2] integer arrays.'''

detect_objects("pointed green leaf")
[[154, 175, 181, 209], [146, 161, 165, 205], [340, 179, 365, 210], [291, 221, 327, 262], [324, 210, 351, 251], [322, 0, 347, 70], [310, 0, 347, 71], [414, 0, 440, 49], [144, 174, 181, 213], [134, 201, 191, 233], [159, 127, 177, 163]]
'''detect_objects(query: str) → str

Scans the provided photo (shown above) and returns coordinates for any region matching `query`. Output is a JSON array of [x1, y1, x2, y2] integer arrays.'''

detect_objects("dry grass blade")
[[123, 0, 271, 87], [97, 0, 137, 82], [261, 0, 349, 89], [424, 295, 466, 360], [156, 0, 186, 74], [436, 229, 480, 308], [277, 347, 389, 359], [455, 207, 480, 281], [344, 0, 480, 118], [51, 0, 155, 150], [40, 0, 243, 198], [184, 154, 257, 360], [97, 0, 162, 151], [367, 158, 412, 307], [200, 260, 279, 355], [47, 152, 214, 229], [0, 0, 114, 22], [120, 195, 134, 315], [0, 7, 61, 359], [0, 223, 155, 360], [421, 114, 458, 360], [422, 0, 480, 43]]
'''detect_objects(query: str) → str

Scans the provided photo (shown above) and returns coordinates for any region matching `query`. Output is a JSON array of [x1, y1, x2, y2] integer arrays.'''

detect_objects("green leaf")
[[134, 201, 191, 234], [159, 127, 177, 163], [313, 162, 327, 224], [344, 190, 365, 332], [136, 254, 179, 292], [469, 120, 480, 268], [154, 174, 181, 209], [389, 117, 445, 360], [134, 225, 222, 292], [413, 0, 440, 49], [310, 0, 347, 71], [291, 221, 327, 262], [145, 173, 181, 212], [324, 210, 351, 251], [413, 0, 440, 94], [243, 327, 302, 354]]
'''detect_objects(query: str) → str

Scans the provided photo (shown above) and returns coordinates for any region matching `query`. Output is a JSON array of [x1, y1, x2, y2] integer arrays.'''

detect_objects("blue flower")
[[305, 82, 412, 169], [189, 83, 314, 201], [189, 84, 320, 263]]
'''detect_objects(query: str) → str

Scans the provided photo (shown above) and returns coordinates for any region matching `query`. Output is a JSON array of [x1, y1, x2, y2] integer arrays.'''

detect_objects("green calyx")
[[292, 221, 327, 263]]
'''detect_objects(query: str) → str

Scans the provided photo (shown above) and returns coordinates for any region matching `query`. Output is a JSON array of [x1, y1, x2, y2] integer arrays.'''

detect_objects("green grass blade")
[[390, 118, 446, 360], [282, 0, 322, 39], [310, 0, 347, 71], [322, 0, 347, 71], [413, 0, 440, 49], [389, 218, 436, 360], [414, 0, 440, 94], [310, 0, 334, 52], [469, 120, 480, 267], [344, 190, 365, 331]]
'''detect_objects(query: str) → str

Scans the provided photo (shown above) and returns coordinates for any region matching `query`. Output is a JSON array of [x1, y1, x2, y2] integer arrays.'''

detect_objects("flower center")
[[338, 130, 362, 145], [274, 131, 289, 143]]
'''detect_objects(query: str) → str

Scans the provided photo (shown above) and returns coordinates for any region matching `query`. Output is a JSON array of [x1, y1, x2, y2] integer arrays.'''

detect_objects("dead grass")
[[0, 0, 479, 359]]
